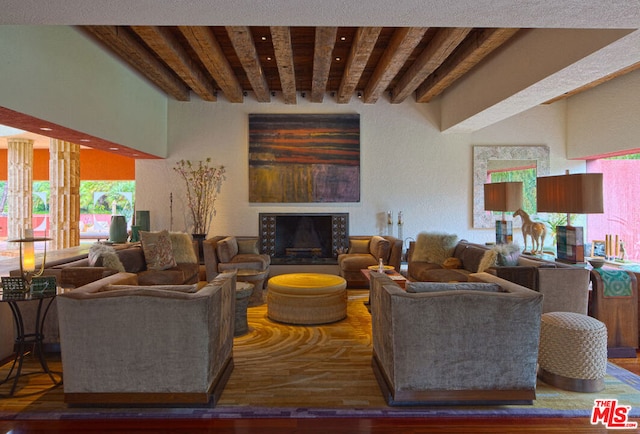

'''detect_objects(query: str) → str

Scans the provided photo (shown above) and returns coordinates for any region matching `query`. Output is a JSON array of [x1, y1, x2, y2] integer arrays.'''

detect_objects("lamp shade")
[[484, 182, 523, 212], [537, 173, 603, 214]]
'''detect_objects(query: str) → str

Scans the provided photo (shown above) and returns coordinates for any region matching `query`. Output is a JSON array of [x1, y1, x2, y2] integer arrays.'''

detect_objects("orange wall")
[[0, 148, 135, 181]]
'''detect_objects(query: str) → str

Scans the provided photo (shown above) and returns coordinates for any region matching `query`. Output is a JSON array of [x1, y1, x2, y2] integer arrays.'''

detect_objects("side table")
[[0, 286, 62, 397], [234, 282, 253, 336], [237, 269, 269, 307]]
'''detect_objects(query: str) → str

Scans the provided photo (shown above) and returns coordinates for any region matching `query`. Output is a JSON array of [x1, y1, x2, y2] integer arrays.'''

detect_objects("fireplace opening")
[[259, 213, 348, 265]]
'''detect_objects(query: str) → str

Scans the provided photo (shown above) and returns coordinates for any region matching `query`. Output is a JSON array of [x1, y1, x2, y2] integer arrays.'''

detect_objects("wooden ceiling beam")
[[226, 26, 271, 103], [337, 27, 382, 104], [391, 28, 472, 103], [311, 27, 338, 103], [270, 26, 297, 104], [80, 26, 190, 101], [179, 26, 243, 103], [131, 26, 217, 101], [363, 27, 427, 104], [416, 28, 520, 103]]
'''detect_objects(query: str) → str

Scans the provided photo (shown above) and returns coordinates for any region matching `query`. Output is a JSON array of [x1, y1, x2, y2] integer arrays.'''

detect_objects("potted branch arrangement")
[[174, 158, 226, 259]]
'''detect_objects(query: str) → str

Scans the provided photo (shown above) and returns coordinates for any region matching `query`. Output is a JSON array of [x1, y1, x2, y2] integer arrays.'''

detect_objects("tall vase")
[[136, 210, 150, 232], [192, 233, 207, 265], [109, 215, 128, 243]]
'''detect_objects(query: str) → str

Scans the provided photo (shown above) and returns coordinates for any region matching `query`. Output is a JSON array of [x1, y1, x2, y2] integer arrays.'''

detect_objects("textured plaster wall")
[[135, 97, 572, 246], [0, 26, 168, 157], [567, 68, 640, 159]]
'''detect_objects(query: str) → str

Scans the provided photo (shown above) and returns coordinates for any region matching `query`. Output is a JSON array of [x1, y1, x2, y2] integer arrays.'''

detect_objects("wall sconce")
[[537, 171, 603, 263], [484, 181, 523, 244]]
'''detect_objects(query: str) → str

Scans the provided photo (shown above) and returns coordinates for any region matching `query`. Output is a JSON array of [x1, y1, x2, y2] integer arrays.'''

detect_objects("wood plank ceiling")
[[81, 26, 519, 105]]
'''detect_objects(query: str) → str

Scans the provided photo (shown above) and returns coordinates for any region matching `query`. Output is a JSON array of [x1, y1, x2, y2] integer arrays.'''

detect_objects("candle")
[[22, 228, 35, 272]]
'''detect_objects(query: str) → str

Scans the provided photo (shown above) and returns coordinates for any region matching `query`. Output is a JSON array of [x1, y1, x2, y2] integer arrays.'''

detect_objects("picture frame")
[[592, 240, 606, 257]]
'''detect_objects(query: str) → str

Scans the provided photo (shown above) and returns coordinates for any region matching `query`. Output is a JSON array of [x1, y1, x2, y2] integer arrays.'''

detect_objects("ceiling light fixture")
[[261, 36, 267, 41], [39, 127, 52, 131]]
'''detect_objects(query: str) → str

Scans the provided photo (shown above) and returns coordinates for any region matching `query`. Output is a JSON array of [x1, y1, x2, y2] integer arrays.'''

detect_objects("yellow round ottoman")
[[267, 273, 347, 325]]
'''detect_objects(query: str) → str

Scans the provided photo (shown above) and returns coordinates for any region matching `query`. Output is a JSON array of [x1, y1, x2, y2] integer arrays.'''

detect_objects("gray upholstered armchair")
[[369, 271, 543, 406], [57, 271, 236, 406]]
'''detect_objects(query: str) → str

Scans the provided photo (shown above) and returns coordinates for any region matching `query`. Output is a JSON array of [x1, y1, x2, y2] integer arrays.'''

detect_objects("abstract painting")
[[249, 114, 360, 203]]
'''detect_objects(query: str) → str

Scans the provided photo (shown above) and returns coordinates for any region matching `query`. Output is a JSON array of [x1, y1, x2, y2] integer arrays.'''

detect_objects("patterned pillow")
[[140, 230, 177, 270]]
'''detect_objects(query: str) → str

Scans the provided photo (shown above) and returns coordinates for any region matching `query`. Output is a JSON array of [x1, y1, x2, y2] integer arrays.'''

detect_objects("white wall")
[[567, 68, 640, 159], [135, 95, 575, 247], [0, 26, 168, 157]]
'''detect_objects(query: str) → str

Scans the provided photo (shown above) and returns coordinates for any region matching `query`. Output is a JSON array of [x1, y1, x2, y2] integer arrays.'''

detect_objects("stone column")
[[49, 139, 80, 250], [7, 138, 34, 240]]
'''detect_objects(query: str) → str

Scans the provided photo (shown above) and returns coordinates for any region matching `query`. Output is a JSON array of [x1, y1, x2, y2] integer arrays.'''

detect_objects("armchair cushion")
[[406, 281, 502, 293], [217, 236, 239, 263], [140, 230, 177, 270], [349, 238, 370, 254], [369, 236, 390, 260], [237, 238, 260, 255]]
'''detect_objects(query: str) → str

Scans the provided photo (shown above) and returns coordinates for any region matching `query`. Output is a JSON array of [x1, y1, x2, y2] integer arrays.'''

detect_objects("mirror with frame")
[[473, 145, 550, 229]]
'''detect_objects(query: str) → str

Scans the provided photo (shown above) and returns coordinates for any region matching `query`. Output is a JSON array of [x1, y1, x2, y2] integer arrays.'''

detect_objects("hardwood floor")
[[0, 294, 639, 433]]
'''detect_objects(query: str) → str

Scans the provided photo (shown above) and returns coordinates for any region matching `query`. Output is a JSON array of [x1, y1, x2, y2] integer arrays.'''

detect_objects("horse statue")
[[513, 208, 547, 254]]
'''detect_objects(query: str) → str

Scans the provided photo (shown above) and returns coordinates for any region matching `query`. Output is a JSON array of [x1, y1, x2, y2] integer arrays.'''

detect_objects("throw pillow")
[[349, 239, 370, 254], [493, 243, 521, 266], [369, 236, 391, 261], [140, 230, 177, 271], [169, 232, 198, 264], [101, 251, 126, 272], [406, 282, 502, 293], [216, 236, 238, 263], [477, 249, 498, 273], [412, 232, 459, 265], [88, 243, 125, 271], [88, 243, 115, 266], [442, 257, 462, 269], [237, 238, 260, 255]]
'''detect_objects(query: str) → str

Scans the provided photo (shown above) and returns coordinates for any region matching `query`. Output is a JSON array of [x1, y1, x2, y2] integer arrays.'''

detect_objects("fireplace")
[[259, 213, 349, 265]]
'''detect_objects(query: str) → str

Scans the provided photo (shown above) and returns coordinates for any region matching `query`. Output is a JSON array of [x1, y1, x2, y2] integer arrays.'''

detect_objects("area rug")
[[2, 292, 640, 421]]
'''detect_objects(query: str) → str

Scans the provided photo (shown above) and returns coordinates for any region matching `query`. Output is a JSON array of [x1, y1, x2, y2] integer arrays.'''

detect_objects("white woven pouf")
[[538, 312, 608, 392]]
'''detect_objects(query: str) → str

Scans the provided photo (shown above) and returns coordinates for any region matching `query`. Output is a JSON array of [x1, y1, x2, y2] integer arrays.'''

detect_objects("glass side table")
[[0, 280, 62, 397]]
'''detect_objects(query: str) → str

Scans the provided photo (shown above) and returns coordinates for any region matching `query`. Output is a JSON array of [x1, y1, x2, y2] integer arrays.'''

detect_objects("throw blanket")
[[594, 268, 632, 297]]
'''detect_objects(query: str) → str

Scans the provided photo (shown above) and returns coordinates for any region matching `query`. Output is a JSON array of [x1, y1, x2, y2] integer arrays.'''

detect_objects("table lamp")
[[536, 171, 603, 263], [7, 228, 50, 292], [484, 181, 523, 244]]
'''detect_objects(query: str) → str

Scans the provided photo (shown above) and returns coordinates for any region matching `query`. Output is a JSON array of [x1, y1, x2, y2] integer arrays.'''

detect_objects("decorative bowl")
[[368, 265, 394, 271], [588, 258, 605, 269]]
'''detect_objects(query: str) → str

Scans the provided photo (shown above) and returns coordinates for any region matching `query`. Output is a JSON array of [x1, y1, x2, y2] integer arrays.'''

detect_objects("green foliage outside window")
[[490, 167, 537, 215], [0, 180, 135, 218]]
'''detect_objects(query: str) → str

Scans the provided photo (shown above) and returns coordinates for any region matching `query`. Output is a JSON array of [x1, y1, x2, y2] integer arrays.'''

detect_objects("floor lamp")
[[484, 181, 523, 244], [537, 172, 603, 263]]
